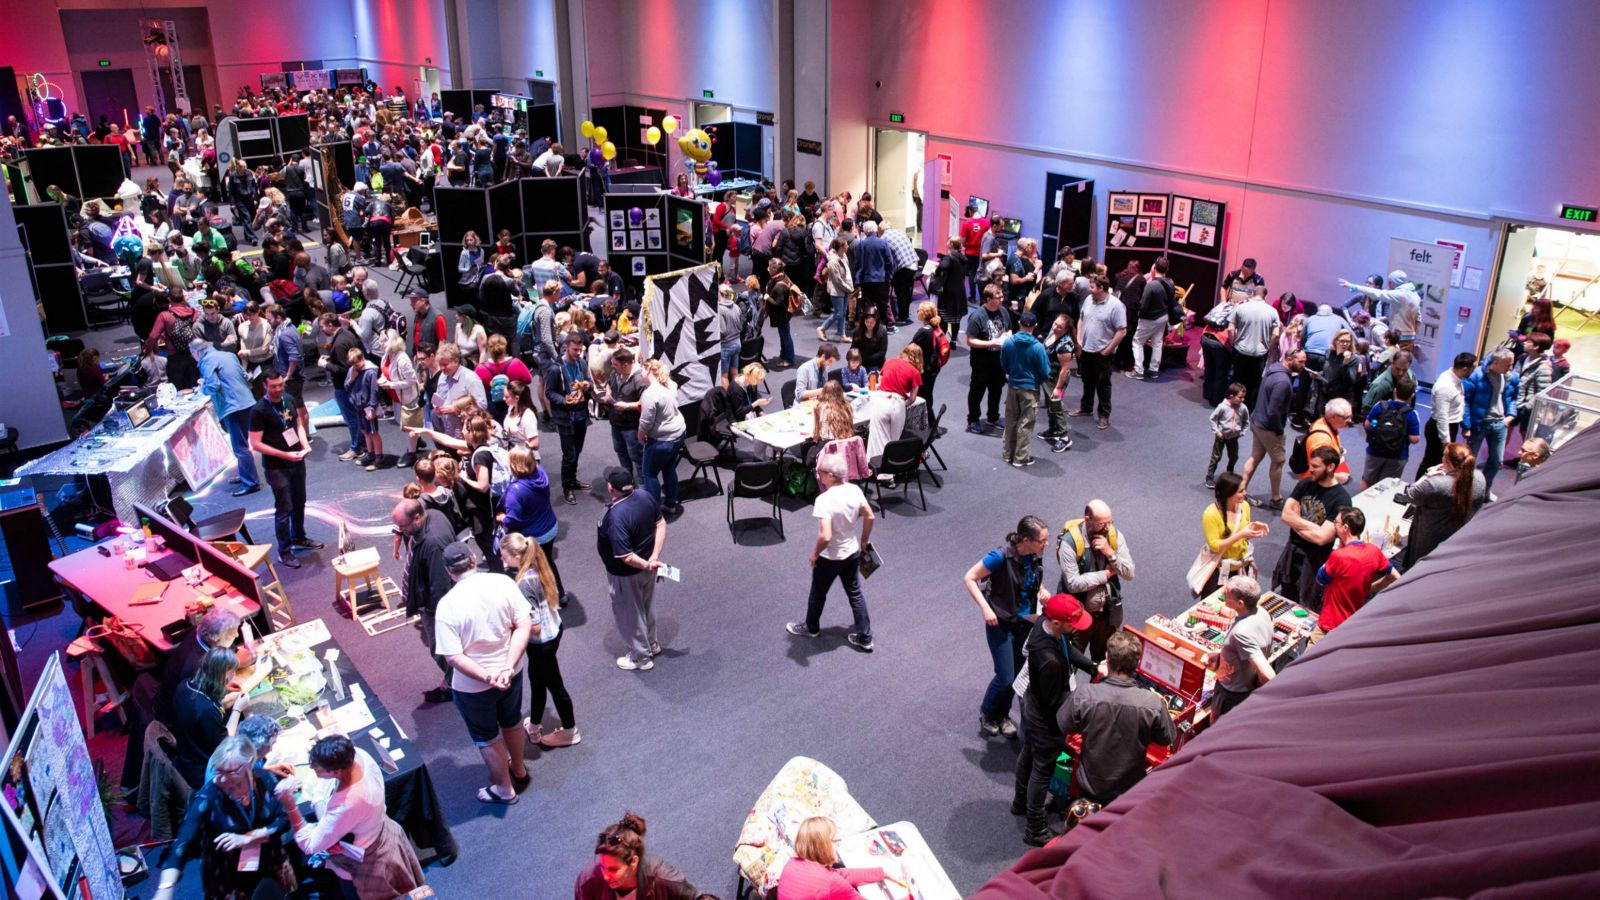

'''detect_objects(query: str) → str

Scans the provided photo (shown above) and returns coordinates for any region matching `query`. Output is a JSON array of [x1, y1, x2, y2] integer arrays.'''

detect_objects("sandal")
[[477, 785, 519, 805], [511, 769, 532, 791]]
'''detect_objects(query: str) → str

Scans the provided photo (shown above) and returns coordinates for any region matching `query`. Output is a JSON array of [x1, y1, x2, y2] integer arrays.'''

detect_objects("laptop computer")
[[124, 397, 153, 429]]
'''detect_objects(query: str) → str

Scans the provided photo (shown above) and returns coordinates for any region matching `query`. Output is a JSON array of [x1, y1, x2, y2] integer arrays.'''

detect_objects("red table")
[[50, 545, 261, 652]]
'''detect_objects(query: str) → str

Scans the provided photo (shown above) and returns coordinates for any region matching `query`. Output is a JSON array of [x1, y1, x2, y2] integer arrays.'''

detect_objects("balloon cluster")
[[677, 126, 721, 186], [578, 119, 616, 165]]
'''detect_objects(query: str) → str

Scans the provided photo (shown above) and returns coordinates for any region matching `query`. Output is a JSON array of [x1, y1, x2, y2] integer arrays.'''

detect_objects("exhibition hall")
[[0, 2, 1595, 899]]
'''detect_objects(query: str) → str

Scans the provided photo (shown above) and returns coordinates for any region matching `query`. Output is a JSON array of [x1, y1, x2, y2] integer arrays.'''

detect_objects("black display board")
[[439, 90, 497, 122], [604, 194, 670, 290], [1101, 190, 1228, 318], [1102, 190, 1169, 289], [23, 145, 127, 202], [591, 104, 668, 171], [665, 194, 708, 270], [527, 103, 559, 145], [706, 121, 763, 180], [231, 113, 311, 169], [16, 203, 85, 332], [431, 176, 586, 307], [1052, 177, 1095, 262]]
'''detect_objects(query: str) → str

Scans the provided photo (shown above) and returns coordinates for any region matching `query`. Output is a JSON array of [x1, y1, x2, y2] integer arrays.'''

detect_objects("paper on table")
[[333, 700, 377, 734]]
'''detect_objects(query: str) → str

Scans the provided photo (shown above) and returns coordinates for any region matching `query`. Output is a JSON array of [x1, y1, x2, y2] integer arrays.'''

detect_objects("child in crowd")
[[76, 347, 106, 396], [345, 347, 385, 469], [329, 274, 351, 313], [1551, 338, 1571, 382], [1206, 383, 1249, 488], [841, 347, 869, 391]]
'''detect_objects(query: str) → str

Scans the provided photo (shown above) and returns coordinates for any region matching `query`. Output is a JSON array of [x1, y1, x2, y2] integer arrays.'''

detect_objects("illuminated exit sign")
[[1560, 204, 1597, 223], [702, 89, 714, 99], [889, 112, 904, 124], [98, 60, 112, 67]]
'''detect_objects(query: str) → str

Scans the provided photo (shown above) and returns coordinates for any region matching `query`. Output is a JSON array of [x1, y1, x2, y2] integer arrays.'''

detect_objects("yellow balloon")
[[645, 126, 662, 145], [593, 126, 608, 144], [580, 120, 594, 138], [662, 115, 678, 135], [601, 141, 617, 161]]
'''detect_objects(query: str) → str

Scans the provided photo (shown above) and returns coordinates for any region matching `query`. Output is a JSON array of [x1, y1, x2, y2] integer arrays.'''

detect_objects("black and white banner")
[[640, 262, 721, 407]]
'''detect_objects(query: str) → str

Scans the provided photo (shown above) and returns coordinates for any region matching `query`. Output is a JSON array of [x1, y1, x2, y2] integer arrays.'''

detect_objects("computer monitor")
[[968, 195, 989, 218]]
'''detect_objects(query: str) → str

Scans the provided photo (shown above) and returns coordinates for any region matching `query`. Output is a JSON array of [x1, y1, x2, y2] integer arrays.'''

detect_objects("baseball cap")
[[442, 542, 475, 572], [604, 466, 635, 491], [604, 329, 621, 344], [1042, 594, 1092, 630], [1018, 310, 1037, 328], [1388, 268, 1407, 285]]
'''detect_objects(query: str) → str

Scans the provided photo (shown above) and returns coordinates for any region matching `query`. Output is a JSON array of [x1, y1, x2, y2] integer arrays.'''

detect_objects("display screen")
[[989, 216, 1023, 238], [967, 195, 989, 218]]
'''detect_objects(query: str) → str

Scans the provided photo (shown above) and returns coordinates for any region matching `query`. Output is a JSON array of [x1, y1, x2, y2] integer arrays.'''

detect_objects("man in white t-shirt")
[[785, 456, 877, 651], [434, 543, 533, 803]]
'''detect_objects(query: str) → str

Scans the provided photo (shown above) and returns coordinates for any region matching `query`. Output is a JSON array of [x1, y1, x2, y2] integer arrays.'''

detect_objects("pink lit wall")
[[584, 0, 778, 112]]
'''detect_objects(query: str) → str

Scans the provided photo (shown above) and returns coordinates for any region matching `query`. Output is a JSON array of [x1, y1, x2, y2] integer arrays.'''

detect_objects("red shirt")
[[959, 217, 990, 256], [1317, 541, 1390, 631], [876, 357, 922, 400]]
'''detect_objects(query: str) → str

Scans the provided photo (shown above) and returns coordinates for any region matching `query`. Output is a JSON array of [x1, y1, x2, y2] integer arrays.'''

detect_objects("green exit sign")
[[1560, 204, 1597, 223], [702, 89, 714, 99], [889, 112, 905, 124], [98, 59, 112, 67], [535, 70, 544, 78]]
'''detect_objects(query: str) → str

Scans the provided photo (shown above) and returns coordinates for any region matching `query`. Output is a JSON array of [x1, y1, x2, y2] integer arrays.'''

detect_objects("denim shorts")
[[452, 678, 525, 745], [720, 343, 742, 376]]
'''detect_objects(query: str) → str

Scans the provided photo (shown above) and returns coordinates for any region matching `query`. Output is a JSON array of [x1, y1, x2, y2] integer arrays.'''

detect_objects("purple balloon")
[[629, 207, 644, 226], [589, 148, 603, 166], [706, 169, 723, 186]]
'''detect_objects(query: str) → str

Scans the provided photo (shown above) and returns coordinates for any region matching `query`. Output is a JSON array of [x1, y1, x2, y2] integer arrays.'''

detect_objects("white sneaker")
[[524, 721, 542, 742], [540, 727, 582, 748], [616, 655, 654, 671]]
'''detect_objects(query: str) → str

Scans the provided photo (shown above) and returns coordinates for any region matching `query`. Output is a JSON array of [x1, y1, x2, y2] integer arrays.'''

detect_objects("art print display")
[[1190, 223, 1216, 247], [1191, 200, 1220, 227], [1171, 226, 1190, 243], [1109, 194, 1137, 215], [1135, 218, 1152, 237], [1171, 197, 1192, 227], [1139, 195, 1168, 217], [609, 210, 626, 231]]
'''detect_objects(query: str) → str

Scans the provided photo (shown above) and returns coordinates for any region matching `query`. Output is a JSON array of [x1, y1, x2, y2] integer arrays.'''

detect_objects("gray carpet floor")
[[30, 259, 1395, 897]]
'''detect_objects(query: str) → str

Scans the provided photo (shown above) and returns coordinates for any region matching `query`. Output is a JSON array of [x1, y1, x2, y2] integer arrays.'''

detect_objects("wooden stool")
[[332, 547, 410, 636], [214, 541, 295, 631], [66, 636, 128, 738]]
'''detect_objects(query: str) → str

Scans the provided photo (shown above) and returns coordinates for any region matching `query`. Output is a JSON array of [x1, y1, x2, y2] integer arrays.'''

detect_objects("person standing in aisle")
[[1059, 631, 1176, 806], [598, 468, 668, 672], [1129, 256, 1176, 380], [637, 359, 688, 519], [433, 543, 532, 805], [1239, 349, 1306, 510], [248, 372, 323, 569], [964, 517, 1053, 739], [785, 456, 877, 652], [1070, 275, 1127, 431], [1209, 575, 1275, 720], [964, 285, 1012, 434], [392, 498, 459, 704], [999, 311, 1051, 467], [1460, 349, 1518, 493], [1011, 594, 1097, 847], [1056, 499, 1135, 662], [1205, 383, 1250, 488], [543, 333, 594, 505], [194, 339, 260, 498], [1227, 287, 1280, 408]]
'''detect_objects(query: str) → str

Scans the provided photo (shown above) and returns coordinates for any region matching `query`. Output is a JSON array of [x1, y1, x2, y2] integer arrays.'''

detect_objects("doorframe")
[[867, 125, 927, 229], [1479, 216, 1600, 356]]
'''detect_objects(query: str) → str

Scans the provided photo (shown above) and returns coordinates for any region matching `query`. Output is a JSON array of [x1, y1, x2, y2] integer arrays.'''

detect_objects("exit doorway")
[[79, 68, 139, 131], [1484, 222, 1600, 375], [870, 127, 926, 240]]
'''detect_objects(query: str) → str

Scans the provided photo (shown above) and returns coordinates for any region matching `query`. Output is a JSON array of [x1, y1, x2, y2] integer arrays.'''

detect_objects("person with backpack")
[[1299, 397, 1354, 485], [143, 294, 202, 390], [1056, 500, 1136, 663], [1239, 348, 1306, 510], [1362, 377, 1421, 489], [476, 334, 533, 421], [909, 301, 951, 407]]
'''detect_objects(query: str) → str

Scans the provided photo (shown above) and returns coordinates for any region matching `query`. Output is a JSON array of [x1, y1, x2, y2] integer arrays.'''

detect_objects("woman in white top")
[[500, 532, 579, 748], [501, 379, 542, 458], [274, 734, 424, 900], [452, 304, 488, 369], [378, 331, 424, 466], [637, 358, 688, 514]]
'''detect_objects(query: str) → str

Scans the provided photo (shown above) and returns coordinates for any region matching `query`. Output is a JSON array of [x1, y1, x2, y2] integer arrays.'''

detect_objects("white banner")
[[1388, 238, 1453, 373], [640, 263, 721, 407]]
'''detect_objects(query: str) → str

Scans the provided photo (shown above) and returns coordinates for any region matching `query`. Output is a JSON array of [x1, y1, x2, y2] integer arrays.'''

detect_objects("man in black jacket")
[[1013, 594, 1099, 846], [393, 498, 459, 703], [1240, 349, 1306, 509], [1059, 631, 1175, 805], [1130, 256, 1176, 379]]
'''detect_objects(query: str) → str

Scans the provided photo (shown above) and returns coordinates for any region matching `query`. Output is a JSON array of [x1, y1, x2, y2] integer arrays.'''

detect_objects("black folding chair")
[[871, 437, 927, 512], [393, 247, 430, 296], [781, 379, 798, 410], [726, 461, 783, 543], [81, 269, 130, 329]]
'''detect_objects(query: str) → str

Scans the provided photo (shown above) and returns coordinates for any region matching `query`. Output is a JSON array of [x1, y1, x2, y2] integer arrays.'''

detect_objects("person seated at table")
[[274, 734, 426, 900], [575, 811, 698, 900], [169, 647, 241, 790], [121, 609, 243, 794], [152, 736, 293, 900], [720, 363, 772, 423], [776, 816, 889, 900], [811, 381, 857, 445], [794, 343, 839, 403], [76, 347, 106, 396], [840, 347, 869, 391], [235, 714, 294, 778]]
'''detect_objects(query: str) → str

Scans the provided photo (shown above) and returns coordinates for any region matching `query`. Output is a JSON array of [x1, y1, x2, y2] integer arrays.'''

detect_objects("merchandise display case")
[[1528, 371, 1600, 450]]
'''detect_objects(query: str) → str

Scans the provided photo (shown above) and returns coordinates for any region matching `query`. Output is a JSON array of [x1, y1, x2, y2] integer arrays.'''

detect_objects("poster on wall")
[[1139, 195, 1168, 217], [1109, 194, 1137, 216], [1171, 226, 1190, 244], [1190, 223, 1216, 247], [1389, 237, 1452, 373], [1191, 200, 1220, 227], [1436, 239, 1467, 287]]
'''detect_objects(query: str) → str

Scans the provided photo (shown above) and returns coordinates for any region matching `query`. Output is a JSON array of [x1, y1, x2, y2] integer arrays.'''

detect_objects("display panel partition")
[[14, 203, 85, 332], [431, 177, 587, 307]]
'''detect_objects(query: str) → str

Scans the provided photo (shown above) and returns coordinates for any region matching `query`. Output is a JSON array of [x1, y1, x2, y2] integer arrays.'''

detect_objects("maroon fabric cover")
[[972, 426, 1600, 899]]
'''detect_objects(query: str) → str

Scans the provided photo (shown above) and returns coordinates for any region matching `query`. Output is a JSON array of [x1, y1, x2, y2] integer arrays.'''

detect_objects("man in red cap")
[[1012, 593, 1099, 846]]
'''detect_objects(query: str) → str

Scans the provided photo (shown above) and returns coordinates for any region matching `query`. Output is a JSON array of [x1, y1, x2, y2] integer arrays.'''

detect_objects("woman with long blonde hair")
[[499, 530, 579, 748], [813, 381, 855, 443]]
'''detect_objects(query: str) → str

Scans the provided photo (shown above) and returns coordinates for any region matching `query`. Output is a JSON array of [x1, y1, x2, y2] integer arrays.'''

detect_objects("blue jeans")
[[610, 425, 643, 480], [822, 295, 848, 338], [642, 437, 682, 506], [980, 617, 1034, 721], [332, 386, 363, 451], [222, 409, 260, 490], [720, 342, 742, 381], [1466, 418, 1508, 490], [776, 318, 795, 365]]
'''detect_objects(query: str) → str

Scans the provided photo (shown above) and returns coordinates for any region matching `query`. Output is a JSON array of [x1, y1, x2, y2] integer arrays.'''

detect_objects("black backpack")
[[1367, 402, 1410, 459], [1288, 423, 1334, 475]]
